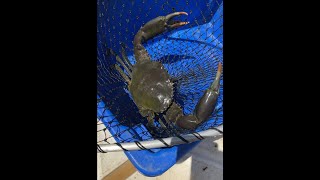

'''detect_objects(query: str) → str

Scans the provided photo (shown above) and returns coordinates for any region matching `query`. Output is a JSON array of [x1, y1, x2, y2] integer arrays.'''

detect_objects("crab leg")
[[133, 12, 189, 63], [109, 49, 132, 78], [120, 43, 133, 71], [115, 64, 131, 84], [116, 55, 132, 78]]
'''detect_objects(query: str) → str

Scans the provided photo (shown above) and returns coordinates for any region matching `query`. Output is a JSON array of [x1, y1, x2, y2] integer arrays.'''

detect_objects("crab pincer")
[[134, 12, 189, 63], [165, 12, 189, 29], [176, 62, 223, 130]]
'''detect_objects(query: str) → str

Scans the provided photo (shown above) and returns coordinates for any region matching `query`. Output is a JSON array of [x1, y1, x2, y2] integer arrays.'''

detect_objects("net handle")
[[97, 125, 223, 152]]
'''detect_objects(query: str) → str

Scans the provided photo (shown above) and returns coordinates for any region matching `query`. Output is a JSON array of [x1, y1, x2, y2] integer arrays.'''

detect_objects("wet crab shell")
[[129, 61, 174, 114]]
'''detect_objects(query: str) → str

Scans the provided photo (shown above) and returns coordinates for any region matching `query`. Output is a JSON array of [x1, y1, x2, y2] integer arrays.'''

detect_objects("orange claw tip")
[[217, 62, 222, 73], [178, 12, 188, 16], [178, 22, 189, 25], [180, 22, 190, 25], [169, 21, 189, 28], [166, 12, 188, 20]]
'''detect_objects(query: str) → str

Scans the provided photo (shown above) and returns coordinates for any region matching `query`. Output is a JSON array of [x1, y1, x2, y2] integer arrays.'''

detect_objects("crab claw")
[[210, 62, 222, 92], [165, 12, 189, 29], [133, 12, 189, 63], [135, 11, 189, 42]]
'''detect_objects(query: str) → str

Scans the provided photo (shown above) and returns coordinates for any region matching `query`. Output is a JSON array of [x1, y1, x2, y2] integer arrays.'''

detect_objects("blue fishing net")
[[97, 0, 223, 145]]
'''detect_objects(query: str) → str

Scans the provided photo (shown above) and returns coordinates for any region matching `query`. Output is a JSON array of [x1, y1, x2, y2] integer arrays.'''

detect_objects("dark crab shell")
[[129, 61, 173, 114]]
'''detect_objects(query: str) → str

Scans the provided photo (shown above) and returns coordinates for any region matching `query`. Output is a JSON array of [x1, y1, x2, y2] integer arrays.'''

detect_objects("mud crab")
[[110, 12, 222, 130]]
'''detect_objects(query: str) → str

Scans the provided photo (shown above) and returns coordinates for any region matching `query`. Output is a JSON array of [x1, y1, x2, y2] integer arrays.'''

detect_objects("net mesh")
[[97, 0, 223, 147]]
